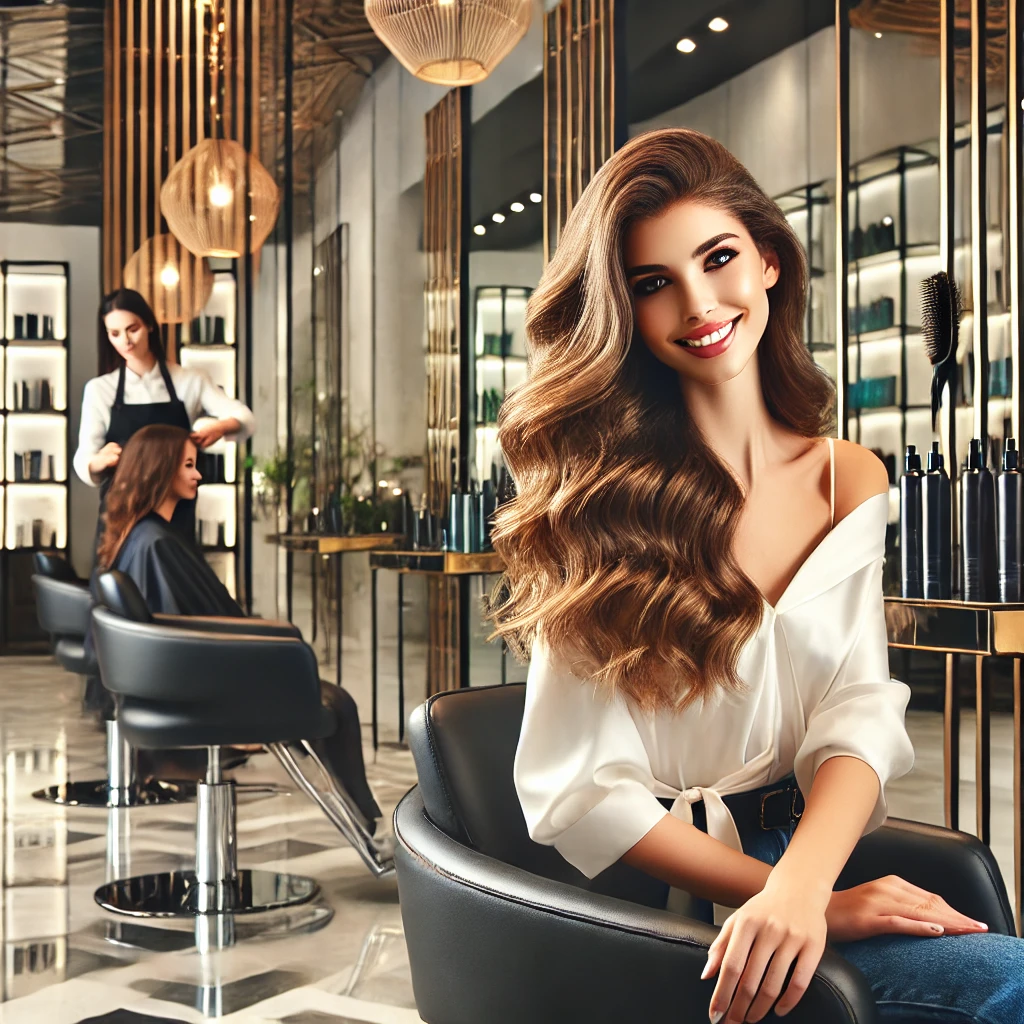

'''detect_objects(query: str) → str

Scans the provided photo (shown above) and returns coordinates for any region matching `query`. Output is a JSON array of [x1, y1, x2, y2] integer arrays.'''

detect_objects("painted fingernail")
[[709, 1012, 724, 1024], [930, 924, 944, 933], [974, 920, 989, 930], [700, 958, 713, 981]]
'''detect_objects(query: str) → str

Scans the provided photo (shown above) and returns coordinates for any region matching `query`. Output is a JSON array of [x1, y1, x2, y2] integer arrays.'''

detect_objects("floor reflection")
[[0, 656, 419, 1023]]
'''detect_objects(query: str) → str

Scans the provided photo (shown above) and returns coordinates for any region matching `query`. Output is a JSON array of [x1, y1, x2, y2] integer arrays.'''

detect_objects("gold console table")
[[275, 533, 404, 688], [885, 596, 1024, 933], [368, 549, 506, 750]]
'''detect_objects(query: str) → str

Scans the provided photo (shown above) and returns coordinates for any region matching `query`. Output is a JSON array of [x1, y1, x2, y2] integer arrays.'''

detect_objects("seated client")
[[93, 422, 382, 832]]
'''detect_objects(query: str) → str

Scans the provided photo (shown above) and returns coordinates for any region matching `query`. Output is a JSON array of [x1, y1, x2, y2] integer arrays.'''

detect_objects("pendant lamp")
[[365, 0, 532, 87], [160, 138, 280, 259], [123, 235, 214, 325]]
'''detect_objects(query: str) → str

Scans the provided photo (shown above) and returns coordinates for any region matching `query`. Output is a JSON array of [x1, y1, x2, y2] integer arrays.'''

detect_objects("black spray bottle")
[[900, 445, 924, 598], [997, 438, 1023, 603], [961, 437, 997, 602], [922, 441, 952, 599]]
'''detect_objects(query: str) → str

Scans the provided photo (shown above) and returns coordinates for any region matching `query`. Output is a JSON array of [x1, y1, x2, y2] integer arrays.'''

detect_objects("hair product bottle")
[[900, 445, 924, 598], [962, 437, 997, 602], [922, 441, 952, 599], [998, 438, 1023, 603]]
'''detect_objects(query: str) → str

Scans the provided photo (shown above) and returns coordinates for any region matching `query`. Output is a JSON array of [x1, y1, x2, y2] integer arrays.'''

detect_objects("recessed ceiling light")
[[492, 212, 506, 223], [676, 37, 696, 53], [510, 201, 525, 213], [874, 31, 882, 38], [708, 17, 728, 32], [530, 192, 542, 203], [474, 224, 486, 235]]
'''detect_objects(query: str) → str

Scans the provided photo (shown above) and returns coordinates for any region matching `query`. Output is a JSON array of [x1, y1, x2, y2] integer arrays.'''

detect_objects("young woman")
[[74, 288, 255, 557], [95, 423, 382, 834], [494, 129, 1024, 1023]]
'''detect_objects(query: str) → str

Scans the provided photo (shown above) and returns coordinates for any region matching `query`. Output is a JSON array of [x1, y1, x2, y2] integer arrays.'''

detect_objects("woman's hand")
[[703, 875, 829, 1022], [88, 442, 122, 477], [191, 419, 234, 449], [825, 874, 989, 943]]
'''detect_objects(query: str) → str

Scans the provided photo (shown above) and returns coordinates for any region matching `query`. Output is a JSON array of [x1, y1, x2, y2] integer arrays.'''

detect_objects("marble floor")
[[0, 654, 1018, 1023]]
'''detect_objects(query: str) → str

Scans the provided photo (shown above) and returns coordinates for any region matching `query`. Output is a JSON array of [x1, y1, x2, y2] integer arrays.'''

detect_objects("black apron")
[[92, 361, 196, 564]]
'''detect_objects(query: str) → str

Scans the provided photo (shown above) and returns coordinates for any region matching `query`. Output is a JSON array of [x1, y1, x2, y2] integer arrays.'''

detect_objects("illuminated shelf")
[[1, 261, 71, 646], [181, 267, 241, 598]]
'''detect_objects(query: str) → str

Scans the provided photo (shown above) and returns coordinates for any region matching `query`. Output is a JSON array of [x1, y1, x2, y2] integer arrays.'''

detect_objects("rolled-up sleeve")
[[793, 563, 914, 835], [193, 369, 256, 442], [514, 638, 668, 879], [73, 378, 110, 486]]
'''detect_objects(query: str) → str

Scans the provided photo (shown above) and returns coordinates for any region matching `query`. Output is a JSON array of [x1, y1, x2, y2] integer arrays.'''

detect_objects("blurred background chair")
[[31, 552, 191, 807]]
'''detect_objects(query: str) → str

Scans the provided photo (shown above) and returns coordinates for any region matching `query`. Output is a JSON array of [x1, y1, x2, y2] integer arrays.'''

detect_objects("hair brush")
[[920, 271, 963, 431]]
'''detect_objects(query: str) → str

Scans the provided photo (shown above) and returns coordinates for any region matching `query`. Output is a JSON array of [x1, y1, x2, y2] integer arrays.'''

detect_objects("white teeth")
[[681, 320, 735, 348]]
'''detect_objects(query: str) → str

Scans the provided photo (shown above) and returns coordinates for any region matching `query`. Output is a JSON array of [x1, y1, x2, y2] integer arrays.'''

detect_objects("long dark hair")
[[487, 128, 835, 712], [97, 424, 192, 568], [98, 288, 166, 375]]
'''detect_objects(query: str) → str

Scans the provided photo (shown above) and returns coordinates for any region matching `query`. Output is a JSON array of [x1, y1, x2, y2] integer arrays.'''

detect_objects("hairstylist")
[[73, 288, 255, 561]]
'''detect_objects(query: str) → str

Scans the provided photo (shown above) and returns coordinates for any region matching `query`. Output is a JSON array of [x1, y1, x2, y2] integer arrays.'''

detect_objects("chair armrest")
[[151, 614, 301, 638], [394, 788, 878, 1024], [838, 817, 1015, 935]]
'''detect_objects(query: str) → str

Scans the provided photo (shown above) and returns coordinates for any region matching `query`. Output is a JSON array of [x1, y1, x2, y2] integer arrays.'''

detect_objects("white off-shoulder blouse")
[[514, 487, 915, 884]]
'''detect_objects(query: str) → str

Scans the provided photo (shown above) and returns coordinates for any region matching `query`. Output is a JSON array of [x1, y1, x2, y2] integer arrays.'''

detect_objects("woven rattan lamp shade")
[[365, 0, 532, 87], [160, 139, 280, 259], [123, 235, 214, 325]]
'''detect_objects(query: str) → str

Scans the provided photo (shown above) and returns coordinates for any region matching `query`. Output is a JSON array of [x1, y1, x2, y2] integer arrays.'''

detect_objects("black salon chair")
[[394, 684, 1016, 1024], [31, 554, 190, 808], [89, 570, 393, 918]]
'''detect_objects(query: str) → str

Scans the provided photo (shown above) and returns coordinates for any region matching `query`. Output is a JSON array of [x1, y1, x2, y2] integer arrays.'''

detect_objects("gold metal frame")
[[543, 0, 616, 262]]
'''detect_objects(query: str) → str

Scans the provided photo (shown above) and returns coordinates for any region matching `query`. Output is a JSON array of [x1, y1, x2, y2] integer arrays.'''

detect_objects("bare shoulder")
[[831, 439, 889, 523]]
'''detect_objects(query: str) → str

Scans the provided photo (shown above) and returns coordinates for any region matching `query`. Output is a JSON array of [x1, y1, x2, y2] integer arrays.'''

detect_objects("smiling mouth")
[[675, 316, 741, 349]]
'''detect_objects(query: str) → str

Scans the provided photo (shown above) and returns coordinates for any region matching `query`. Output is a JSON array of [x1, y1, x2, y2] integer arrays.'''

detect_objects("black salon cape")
[[105, 512, 242, 618]]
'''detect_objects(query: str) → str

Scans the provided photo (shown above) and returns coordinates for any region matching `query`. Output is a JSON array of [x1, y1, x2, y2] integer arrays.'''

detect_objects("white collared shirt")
[[73, 362, 256, 486], [514, 492, 914, 901]]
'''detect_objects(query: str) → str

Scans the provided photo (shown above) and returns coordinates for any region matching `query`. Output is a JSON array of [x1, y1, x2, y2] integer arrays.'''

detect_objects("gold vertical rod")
[[944, 652, 961, 830], [169, 0, 177, 181], [197, 0, 205, 143], [602, 0, 610, 161], [102, 0, 114, 291], [834, 0, 850, 439], [542, 10, 551, 263], [971, 0, 989, 445], [1009, 0, 1022, 443], [939, 0, 960, 594], [587, 0, 596, 182], [155, 0, 163, 235], [140, 0, 149, 253], [1014, 656, 1023, 934], [126, 0, 136, 269]]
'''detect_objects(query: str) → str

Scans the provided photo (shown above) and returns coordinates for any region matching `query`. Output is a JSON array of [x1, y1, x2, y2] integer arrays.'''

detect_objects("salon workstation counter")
[[885, 596, 1024, 935]]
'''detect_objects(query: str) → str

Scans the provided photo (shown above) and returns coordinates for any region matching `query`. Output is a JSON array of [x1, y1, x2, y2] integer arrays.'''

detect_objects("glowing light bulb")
[[474, 224, 486, 235], [492, 212, 506, 223], [159, 264, 180, 288], [708, 17, 728, 31], [208, 182, 232, 207], [510, 201, 525, 212], [676, 38, 696, 53], [530, 192, 542, 203]]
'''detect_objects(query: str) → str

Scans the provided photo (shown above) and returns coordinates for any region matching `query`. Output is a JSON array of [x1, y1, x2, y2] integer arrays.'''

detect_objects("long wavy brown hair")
[[98, 424, 192, 568], [487, 128, 835, 712]]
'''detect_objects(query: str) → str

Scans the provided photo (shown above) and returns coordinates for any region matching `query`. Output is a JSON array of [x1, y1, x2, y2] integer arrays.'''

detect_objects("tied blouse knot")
[[514, 490, 914, 883]]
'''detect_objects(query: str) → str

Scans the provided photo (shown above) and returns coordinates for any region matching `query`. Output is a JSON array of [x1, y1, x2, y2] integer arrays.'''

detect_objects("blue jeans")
[[692, 778, 1024, 1023]]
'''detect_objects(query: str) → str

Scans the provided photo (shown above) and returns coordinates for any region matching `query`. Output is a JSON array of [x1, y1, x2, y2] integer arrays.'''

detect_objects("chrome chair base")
[[94, 869, 320, 918], [33, 779, 194, 807]]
